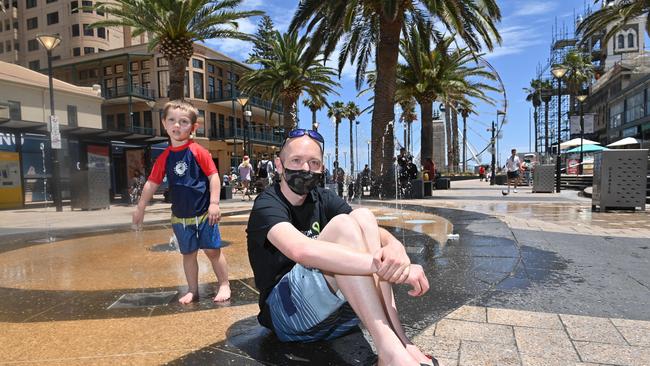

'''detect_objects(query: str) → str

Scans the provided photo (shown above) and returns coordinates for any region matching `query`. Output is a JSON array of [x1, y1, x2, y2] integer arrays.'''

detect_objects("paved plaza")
[[0, 180, 649, 365]]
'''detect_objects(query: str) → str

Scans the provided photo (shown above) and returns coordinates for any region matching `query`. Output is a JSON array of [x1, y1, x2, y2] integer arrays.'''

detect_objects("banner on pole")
[[50, 115, 61, 149]]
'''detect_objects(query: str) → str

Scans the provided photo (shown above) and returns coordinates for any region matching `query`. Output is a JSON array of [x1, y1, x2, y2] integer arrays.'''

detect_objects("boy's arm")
[[267, 222, 380, 275], [133, 181, 160, 226], [207, 173, 221, 225]]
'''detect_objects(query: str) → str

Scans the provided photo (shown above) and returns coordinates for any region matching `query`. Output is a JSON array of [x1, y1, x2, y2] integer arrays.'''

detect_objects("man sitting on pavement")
[[246, 129, 436, 366]]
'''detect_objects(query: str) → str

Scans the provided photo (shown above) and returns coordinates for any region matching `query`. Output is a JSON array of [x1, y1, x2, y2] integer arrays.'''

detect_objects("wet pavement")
[[1, 181, 649, 365]]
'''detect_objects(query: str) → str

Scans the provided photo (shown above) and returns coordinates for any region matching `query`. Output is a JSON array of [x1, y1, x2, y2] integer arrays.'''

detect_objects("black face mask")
[[282, 164, 322, 195]]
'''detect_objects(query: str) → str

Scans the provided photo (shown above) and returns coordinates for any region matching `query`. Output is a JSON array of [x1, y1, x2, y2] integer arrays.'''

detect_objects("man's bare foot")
[[405, 344, 435, 365], [178, 292, 198, 304], [213, 284, 231, 302]]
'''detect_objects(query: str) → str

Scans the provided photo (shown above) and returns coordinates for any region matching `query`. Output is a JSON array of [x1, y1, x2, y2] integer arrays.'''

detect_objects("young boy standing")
[[133, 100, 230, 304]]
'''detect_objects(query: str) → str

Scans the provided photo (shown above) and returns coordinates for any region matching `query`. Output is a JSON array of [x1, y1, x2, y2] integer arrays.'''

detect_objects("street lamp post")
[[312, 121, 319, 132], [459, 108, 468, 172], [576, 93, 588, 175], [367, 140, 371, 171], [237, 95, 249, 161], [37, 33, 62, 212], [488, 121, 496, 185], [551, 65, 568, 192]]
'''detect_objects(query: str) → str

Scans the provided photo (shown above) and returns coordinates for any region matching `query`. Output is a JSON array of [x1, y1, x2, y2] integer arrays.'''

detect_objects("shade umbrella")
[[606, 137, 641, 147], [559, 138, 600, 149], [564, 144, 609, 154]]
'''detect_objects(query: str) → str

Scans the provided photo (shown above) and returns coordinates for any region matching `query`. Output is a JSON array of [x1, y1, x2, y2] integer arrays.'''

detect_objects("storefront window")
[[609, 101, 624, 129], [625, 92, 644, 123]]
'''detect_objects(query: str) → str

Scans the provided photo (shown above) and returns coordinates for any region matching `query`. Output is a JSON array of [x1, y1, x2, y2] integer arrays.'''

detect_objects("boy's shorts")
[[266, 264, 360, 342], [171, 212, 223, 254]]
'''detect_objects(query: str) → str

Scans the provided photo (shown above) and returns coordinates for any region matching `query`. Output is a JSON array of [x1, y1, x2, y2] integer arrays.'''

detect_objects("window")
[[610, 100, 624, 129], [217, 79, 223, 98], [72, 24, 79, 37], [13, 42, 19, 51], [207, 64, 215, 73], [115, 64, 123, 73], [106, 114, 115, 129], [28, 60, 40, 70], [141, 72, 150, 88], [84, 47, 94, 54], [628, 33, 635, 48], [26, 0, 37, 8], [143, 110, 153, 129], [67, 105, 78, 127], [157, 57, 168, 67], [618, 34, 625, 49], [208, 76, 215, 98], [218, 67, 223, 77], [158, 70, 169, 97], [141, 60, 151, 69], [88, 69, 98, 78], [73, 47, 80, 56], [6, 40, 11, 52], [27, 39, 39, 51], [210, 112, 217, 137], [82, 0, 91, 13], [0, 43, 4, 54], [13, 21, 18, 30], [46, 0, 57, 3], [103, 65, 112, 75], [184, 71, 189, 98], [97, 27, 105, 39], [193, 72, 204, 99], [79, 70, 88, 79], [219, 114, 225, 136], [47, 12, 59, 25], [625, 92, 644, 123], [131, 74, 140, 87], [130, 61, 139, 71], [27, 17, 38, 30], [196, 110, 205, 137], [117, 113, 126, 130], [8, 101, 21, 120], [115, 77, 124, 87], [83, 23, 93, 36], [70, 0, 78, 13], [192, 58, 203, 69], [132, 111, 140, 128]]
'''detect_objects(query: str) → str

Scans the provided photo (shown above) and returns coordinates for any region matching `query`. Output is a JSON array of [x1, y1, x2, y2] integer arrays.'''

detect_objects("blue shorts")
[[266, 264, 360, 342], [171, 212, 223, 255]]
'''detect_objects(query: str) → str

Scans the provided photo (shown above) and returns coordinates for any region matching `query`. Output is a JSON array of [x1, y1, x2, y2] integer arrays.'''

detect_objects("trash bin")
[[592, 149, 648, 211], [407, 179, 424, 198], [71, 170, 110, 210], [436, 178, 450, 189], [220, 187, 233, 200], [423, 181, 433, 196], [532, 165, 555, 193]]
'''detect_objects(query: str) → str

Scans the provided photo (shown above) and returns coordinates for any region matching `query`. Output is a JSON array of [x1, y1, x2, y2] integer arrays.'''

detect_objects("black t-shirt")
[[246, 183, 352, 329]]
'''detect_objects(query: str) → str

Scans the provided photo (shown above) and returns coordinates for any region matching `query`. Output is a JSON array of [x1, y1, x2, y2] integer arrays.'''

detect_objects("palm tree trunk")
[[168, 57, 188, 100], [452, 110, 459, 172], [312, 109, 317, 129], [370, 15, 402, 196], [349, 118, 354, 176], [419, 101, 433, 164], [445, 102, 452, 172], [282, 98, 296, 137], [335, 120, 340, 165], [544, 101, 550, 154]]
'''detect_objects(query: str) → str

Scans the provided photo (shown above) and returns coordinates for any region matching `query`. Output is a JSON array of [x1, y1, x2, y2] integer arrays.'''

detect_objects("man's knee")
[[350, 207, 376, 225], [322, 214, 365, 249]]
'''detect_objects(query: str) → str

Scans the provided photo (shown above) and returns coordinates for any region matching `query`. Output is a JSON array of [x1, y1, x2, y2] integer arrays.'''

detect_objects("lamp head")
[[551, 65, 568, 79], [312, 121, 319, 130], [237, 95, 249, 107], [36, 33, 61, 51], [576, 94, 588, 103]]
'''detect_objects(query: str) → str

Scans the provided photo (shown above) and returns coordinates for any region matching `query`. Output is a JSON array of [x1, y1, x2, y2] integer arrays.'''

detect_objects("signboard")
[[50, 115, 62, 149], [0, 151, 23, 209], [570, 114, 595, 135]]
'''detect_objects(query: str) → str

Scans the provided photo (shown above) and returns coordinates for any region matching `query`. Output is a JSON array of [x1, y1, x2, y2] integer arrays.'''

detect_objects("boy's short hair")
[[162, 100, 198, 124]]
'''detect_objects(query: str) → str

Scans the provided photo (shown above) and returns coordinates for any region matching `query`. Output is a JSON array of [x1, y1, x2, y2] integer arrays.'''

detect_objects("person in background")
[[478, 165, 486, 181], [238, 156, 253, 201], [505, 149, 522, 193], [333, 161, 345, 198]]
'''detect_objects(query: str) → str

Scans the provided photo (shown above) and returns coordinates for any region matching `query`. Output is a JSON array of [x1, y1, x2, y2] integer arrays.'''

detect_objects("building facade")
[[0, 0, 145, 70]]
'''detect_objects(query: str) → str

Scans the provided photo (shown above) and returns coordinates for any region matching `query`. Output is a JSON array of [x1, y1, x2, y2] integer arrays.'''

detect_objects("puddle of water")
[[108, 291, 178, 309], [404, 219, 436, 224]]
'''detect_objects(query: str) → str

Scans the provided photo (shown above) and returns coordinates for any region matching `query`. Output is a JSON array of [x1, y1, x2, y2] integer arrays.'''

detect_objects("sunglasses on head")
[[281, 129, 325, 150]]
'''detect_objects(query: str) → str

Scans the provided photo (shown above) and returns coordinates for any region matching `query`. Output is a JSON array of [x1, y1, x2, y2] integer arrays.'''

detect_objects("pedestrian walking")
[[504, 149, 522, 195], [238, 156, 253, 201]]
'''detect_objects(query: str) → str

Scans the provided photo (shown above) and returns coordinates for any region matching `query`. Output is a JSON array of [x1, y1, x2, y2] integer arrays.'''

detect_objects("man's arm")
[[208, 173, 221, 225], [376, 227, 411, 282], [267, 222, 380, 275]]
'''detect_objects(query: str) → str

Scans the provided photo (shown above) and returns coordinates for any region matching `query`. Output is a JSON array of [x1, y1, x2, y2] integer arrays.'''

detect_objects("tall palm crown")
[[289, 0, 501, 192], [302, 95, 328, 129], [239, 31, 339, 136], [345, 101, 362, 175], [577, 0, 650, 44], [562, 50, 594, 96], [327, 101, 347, 165], [525, 79, 544, 108], [91, 0, 262, 100]]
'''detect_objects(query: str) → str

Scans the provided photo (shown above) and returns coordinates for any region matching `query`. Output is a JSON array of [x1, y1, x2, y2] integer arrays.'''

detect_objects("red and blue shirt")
[[149, 141, 218, 218]]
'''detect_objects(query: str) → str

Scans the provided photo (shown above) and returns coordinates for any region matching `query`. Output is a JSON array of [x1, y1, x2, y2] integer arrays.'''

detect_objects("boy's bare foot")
[[213, 284, 231, 302], [178, 292, 198, 304], [405, 344, 435, 365]]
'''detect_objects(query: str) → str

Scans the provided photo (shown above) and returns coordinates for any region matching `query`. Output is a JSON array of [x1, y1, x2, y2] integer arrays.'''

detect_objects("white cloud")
[[512, 3, 557, 17], [484, 24, 547, 59]]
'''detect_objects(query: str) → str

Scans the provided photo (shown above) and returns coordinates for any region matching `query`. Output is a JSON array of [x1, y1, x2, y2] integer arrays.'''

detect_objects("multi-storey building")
[[0, 0, 146, 70]]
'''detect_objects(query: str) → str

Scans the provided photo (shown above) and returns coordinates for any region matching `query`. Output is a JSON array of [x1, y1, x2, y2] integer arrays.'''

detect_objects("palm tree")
[[239, 31, 339, 136], [290, 1, 502, 192], [577, 1, 649, 44], [91, 0, 262, 100], [525, 78, 543, 153], [563, 50, 594, 112], [398, 97, 417, 154], [345, 101, 362, 176], [302, 95, 327, 130], [327, 101, 347, 165]]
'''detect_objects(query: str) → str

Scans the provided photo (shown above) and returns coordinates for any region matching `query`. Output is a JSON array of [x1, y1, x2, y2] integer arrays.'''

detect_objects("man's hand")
[[376, 240, 411, 283], [132, 206, 145, 228], [404, 264, 429, 296], [208, 203, 221, 225]]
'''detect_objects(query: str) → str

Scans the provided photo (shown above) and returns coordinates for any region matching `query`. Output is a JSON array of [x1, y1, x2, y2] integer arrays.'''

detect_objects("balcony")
[[211, 127, 283, 145], [102, 85, 154, 100], [106, 123, 156, 136], [207, 89, 283, 114]]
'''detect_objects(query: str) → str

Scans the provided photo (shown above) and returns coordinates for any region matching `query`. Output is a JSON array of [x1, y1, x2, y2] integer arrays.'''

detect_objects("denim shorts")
[[171, 212, 223, 254], [266, 264, 359, 342]]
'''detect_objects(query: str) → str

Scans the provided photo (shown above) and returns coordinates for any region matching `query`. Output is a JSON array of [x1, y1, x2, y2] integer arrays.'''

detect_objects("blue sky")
[[204, 0, 593, 172]]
